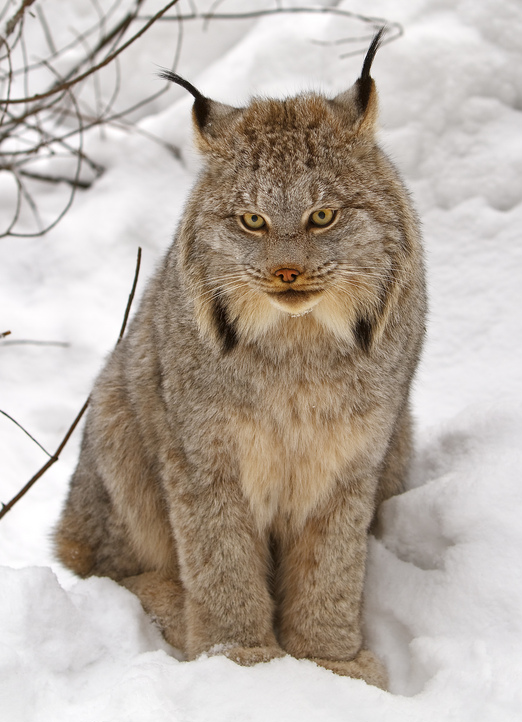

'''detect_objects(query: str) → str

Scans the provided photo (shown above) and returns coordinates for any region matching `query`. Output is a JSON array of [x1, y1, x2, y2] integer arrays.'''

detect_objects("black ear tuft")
[[158, 69, 211, 130], [357, 27, 386, 113]]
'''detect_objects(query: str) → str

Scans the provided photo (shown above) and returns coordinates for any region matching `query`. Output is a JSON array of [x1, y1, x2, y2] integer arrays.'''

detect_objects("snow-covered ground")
[[1, 1, 522, 719]]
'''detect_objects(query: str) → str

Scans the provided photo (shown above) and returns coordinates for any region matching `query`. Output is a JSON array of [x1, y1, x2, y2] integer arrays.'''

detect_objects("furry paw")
[[219, 645, 286, 666], [312, 649, 388, 690]]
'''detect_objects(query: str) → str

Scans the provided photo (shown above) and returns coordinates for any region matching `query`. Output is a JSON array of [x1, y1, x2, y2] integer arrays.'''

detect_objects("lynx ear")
[[158, 70, 241, 149], [333, 27, 385, 135]]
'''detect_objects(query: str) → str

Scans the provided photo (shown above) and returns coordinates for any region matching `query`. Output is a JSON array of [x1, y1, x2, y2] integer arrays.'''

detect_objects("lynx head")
[[160, 29, 420, 353]]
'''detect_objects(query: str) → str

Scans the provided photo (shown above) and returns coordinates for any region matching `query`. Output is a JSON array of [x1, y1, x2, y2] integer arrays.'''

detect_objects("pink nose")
[[272, 267, 301, 283]]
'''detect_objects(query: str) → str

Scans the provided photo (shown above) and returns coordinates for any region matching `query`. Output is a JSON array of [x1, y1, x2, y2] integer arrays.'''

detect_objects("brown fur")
[[54, 33, 425, 689]]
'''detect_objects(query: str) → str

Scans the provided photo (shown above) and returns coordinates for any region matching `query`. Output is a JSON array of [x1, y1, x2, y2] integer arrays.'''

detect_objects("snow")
[[1, 0, 522, 719]]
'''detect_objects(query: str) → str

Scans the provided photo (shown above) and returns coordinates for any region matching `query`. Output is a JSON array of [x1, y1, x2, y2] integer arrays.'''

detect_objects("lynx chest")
[[234, 373, 369, 530]]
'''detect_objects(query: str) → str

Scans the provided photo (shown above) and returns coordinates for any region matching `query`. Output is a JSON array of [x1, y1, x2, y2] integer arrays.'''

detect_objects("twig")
[[35, 4, 57, 56], [2, 0, 181, 104], [1, 0, 37, 45], [0, 330, 11, 339], [0, 409, 53, 457], [3, 0, 128, 77], [148, 6, 398, 37], [0, 398, 90, 519], [0, 246, 143, 520], [4, 60, 87, 238], [17, 169, 94, 189], [118, 246, 141, 341], [1, 339, 69, 347], [1, 1, 184, 237]]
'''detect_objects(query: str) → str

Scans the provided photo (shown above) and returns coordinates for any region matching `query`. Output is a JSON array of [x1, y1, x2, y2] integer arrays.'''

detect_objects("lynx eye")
[[241, 213, 266, 230], [309, 208, 335, 227]]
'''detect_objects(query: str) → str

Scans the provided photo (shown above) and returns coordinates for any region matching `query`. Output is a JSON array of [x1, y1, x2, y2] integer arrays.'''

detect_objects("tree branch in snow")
[[0, 246, 142, 521], [0, 409, 53, 458], [1, 336, 69, 347], [0, 0, 183, 238]]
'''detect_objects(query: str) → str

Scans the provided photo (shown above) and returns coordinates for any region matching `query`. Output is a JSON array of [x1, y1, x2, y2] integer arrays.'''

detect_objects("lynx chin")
[[54, 29, 426, 689]]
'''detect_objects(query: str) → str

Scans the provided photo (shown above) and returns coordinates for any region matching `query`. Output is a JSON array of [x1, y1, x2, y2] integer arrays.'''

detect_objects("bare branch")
[[1, 338, 69, 347], [0, 1, 187, 236], [0, 246, 143, 520], [2, 0, 181, 105], [17, 169, 93, 188], [0, 409, 53, 457], [35, 4, 57, 56], [0, 398, 89, 517], [1, 0, 37, 45], [118, 246, 141, 341]]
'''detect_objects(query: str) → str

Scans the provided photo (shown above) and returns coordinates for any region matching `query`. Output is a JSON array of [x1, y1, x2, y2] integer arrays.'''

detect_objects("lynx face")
[[173, 84, 413, 348]]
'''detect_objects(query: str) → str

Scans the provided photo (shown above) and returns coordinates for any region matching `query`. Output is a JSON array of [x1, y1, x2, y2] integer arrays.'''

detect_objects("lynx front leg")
[[168, 475, 284, 665], [275, 483, 387, 689]]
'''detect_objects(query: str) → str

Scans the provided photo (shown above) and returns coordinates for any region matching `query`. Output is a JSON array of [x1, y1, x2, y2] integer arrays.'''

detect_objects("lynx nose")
[[272, 267, 302, 283]]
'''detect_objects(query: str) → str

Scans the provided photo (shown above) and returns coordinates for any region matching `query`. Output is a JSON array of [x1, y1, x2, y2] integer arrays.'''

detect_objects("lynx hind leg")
[[56, 466, 186, 651], [53, 447, 142, 581], [121, 571, 186, 652], [313, 649, 388, 690]]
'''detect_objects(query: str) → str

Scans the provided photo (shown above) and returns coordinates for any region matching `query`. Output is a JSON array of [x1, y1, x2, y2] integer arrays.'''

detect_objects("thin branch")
[[0, 398, 90, 518], [0, 2, 186, 236], [0, 409, 53, 457], [0, 246, 143, 520], [2, 0, 181, 105], [1, 338, 69, 347], [17, 169, 93, 189], [13, 164, 44, 232], [147, 6, 398, 33], [1, 0, 37, 45], [0, 26, 13, 127], [4, 59, 87, 238], [35, 4, 57, 56], [118, 246, 141, 340], [1, 171, 23, 237], [1, 109, 104, 175], [3, 0, 128, 78]]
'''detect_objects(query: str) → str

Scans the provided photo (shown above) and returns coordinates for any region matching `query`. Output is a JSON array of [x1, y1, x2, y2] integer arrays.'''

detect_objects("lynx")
[[54, 30, 426, 689]]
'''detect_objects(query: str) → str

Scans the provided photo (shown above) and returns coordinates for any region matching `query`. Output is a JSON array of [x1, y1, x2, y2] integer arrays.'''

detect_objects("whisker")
[[193, 281, 250, 302], [198, 273, 248, 287], [324, 286, 358, 306], [335, 267, 395, 277], [335, 268, 412, 290], [335, 264, 402, 274], [333, 280, 383, 307]]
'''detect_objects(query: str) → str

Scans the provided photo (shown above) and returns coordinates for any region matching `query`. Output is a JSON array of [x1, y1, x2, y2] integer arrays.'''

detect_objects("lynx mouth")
[[266, 288, 324, 315]]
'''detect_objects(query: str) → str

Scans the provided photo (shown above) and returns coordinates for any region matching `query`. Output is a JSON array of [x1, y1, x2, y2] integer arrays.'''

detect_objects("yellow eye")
[[310, 208, 335, 227], [241, 213, 266, 230]]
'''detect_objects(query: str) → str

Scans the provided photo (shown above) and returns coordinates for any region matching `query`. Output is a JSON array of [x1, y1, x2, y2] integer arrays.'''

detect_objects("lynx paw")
[[312, 649, 388, 690], [216, 645, 286, 666]]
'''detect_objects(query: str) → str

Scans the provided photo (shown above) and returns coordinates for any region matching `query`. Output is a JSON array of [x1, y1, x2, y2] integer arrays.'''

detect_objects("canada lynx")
[[54, 30, 426, 688]]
